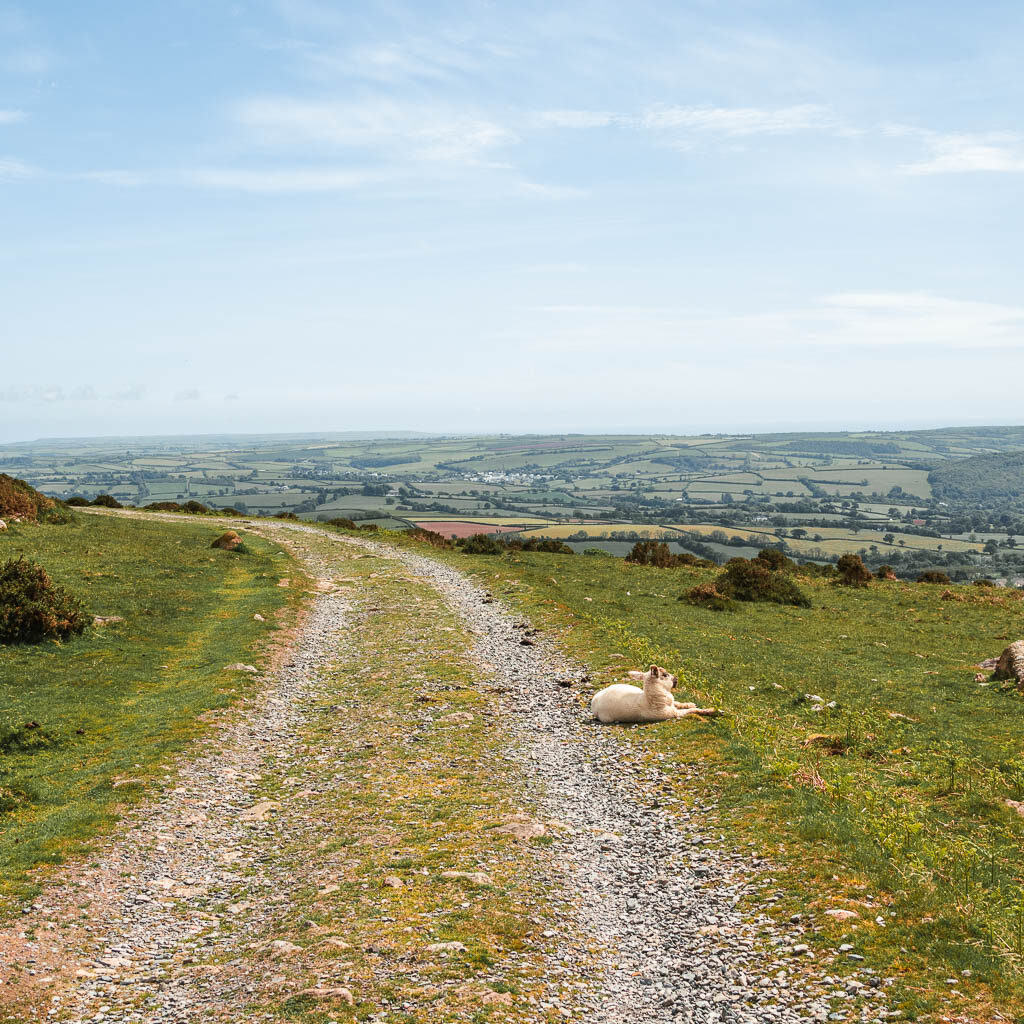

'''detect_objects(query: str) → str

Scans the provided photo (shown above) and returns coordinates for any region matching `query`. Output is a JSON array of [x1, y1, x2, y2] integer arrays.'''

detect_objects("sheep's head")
[[629, 664, 677, 690]]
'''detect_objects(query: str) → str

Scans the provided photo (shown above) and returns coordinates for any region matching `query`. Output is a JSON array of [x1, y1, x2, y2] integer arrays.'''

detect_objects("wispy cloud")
[[642, 103, 839, 136], [183, 167, 388, 192], [540, 103, 841, 138], [901, 131, 1024, 175], [0, 385, 98, 403], [0, 109, 26, 124], [0, 156, 34, 180], [235, 97, 516, 165], [526, 292, 1024, 354]]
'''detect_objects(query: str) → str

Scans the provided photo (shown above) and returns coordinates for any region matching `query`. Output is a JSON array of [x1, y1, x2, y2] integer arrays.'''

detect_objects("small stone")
[[440, 870, 493, 885], [496, 815, 545, 840], [295, 986, 354, 1005], [238, 799, 280, 821], [825, 909, 860, 922], [426, 941, 466, 953]]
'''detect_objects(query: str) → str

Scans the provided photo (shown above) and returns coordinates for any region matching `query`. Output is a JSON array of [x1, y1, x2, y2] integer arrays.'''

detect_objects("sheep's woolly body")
[[590, 665, 716, 724]]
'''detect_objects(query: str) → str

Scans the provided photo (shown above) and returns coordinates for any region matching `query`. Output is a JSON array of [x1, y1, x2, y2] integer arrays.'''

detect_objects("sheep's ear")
[[628, 670, 644, 680], [648, 664, 659, 675]]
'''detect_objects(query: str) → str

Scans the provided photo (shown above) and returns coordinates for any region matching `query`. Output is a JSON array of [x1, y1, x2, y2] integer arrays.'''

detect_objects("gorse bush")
[[0, 558, 89, 644], [457, 533, 504, 555], [327, 517, 357, 529], [876, 564, 898, 580], [0, 474, 57, 522], [836, 553, 872, 587], [715, 558, 811, 607], [682, 582, 735, 611], [754, 547, 796, 573], [273, 511, 299, 520], [64, 496, 89, 507], [917, 570, 952, 584], [504, 536, 575, 554], [181, 500, 209, 515], [626, 540, 691, 567], [406, 527, 453, 549], [90, 494, 123, 509], [145, 501, 183, 512], [797, 560, 837, 578]]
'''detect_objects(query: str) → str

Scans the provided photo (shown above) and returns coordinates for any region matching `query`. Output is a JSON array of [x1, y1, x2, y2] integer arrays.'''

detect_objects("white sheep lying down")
[[591, 665, 717, 724]]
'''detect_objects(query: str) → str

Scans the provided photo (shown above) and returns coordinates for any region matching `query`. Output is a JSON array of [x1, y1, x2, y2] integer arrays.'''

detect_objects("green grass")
[[400, 538, 1024, 1019], [0, 512, 296, 908]]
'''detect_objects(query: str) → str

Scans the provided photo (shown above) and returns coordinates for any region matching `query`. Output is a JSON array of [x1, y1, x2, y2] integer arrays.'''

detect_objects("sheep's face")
[[631, 665, 677, 690]]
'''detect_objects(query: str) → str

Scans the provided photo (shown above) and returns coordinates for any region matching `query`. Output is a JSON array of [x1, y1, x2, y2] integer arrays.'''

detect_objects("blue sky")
[[3, 1, 1024, 442]]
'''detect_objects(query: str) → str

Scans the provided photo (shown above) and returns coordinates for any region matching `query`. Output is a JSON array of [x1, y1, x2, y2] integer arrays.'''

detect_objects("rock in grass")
[[93, 615, 125, 626], [296, 986, 354, 1005], [426, 940, 467, 953], [824, 909, 859, 922], [993, 640, 1024, 687], [224, 662, 258, 673], [211, 530, 243, 551], [0, 519, 6, 532], [496, 815, 546, 840], [382, 875, 404, 888], [239, 799, 280, 821], [441, 870, 493, 885]]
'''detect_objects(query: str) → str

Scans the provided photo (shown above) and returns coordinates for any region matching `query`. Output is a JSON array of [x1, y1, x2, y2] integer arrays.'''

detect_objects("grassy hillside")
[[421, 539, 1024, 1019], [0, 513, 296, 907]]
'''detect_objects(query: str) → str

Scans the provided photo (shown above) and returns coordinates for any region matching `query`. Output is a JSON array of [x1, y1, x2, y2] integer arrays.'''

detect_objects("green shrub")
[[797, 560, 837, 578], [836, 553, 872, 587], [327, 517, 357, 529], [40, 503, 75, 525], [917, 570, 952, 584], [357, 523, 379, 532], [682, 582, 735, 611], [90, 494, 123, 509], [219, 507, 242, 516], [0, 558, 89, 644], [458, 533, 503, 555], [144, 501, 183, 512], [65, 496, 89, 507], [182, 500, 209, 515], [406, 527, 452, 549], [504, 536, 574, 554], [583, 548, 615, 557], [715, 558, 811, 607], [876, 564, 897, 580], [626, 540, 689, 567], [973, 577, 996, 587], [0, 474, 57, 521], [755, 547, 796, 573], [274, 511, 299, 520]]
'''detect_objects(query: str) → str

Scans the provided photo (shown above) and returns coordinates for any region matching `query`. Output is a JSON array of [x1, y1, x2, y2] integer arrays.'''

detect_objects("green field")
[[0, 513, 295, 906]]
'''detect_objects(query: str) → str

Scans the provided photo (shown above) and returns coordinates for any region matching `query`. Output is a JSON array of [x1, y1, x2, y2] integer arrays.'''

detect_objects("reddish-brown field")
[[411, 521, 525, 538]]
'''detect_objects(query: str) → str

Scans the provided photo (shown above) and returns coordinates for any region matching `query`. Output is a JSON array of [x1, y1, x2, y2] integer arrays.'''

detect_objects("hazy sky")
[[3, 1, 1024, 442]]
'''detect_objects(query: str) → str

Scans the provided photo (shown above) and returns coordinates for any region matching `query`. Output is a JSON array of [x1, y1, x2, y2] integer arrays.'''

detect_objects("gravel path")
[[56, 537, 355, 1024], [24, 517, 891, 1023]]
